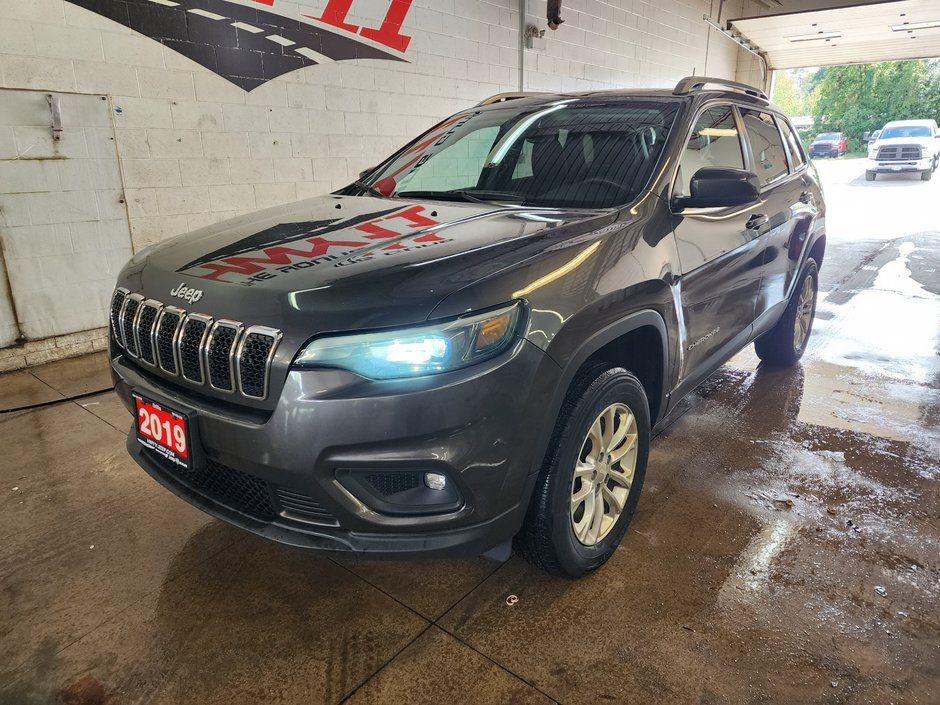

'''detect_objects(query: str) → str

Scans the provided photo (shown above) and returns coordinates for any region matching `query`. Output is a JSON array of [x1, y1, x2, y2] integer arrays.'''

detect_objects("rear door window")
[[740, 109, 789, 186]]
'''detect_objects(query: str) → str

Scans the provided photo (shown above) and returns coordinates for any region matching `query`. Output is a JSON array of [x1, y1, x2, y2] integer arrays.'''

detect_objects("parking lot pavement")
[[1, 162, 937, 704]]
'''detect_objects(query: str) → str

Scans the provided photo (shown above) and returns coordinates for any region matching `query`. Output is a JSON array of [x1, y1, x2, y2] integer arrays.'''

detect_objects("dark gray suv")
[[109, 77, 825, 577]]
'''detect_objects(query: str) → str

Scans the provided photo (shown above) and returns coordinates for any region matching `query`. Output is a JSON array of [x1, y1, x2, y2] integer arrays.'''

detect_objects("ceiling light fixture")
[[890, 20, 940, 31], [786, 31, 842, 42]]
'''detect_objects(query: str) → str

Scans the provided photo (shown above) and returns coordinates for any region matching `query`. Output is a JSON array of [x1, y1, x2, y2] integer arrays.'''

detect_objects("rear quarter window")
[[778, 118, 806, 171]]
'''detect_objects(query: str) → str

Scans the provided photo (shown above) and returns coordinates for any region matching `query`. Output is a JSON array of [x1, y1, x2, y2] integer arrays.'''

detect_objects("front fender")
[[526, 301, 674, 478]]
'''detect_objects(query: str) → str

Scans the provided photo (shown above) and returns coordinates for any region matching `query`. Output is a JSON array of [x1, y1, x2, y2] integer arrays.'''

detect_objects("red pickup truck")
[[809, 132, 848, 158]]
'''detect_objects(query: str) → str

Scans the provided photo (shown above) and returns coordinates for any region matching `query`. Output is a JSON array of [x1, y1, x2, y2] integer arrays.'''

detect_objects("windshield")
[[816, 133, 840, 140], [359, 100, 680, 208], [880, 125, 932, 139]]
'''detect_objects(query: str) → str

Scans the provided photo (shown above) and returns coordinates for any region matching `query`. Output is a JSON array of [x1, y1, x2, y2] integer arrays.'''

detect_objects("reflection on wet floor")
[[801, 236, 940, 450], [0, 239, 938, 701], [649, 350, 938, 704]]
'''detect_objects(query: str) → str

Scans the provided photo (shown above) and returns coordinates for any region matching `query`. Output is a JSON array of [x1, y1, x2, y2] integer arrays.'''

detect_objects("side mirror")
[[677, 167, 760, 209], [862, 132, 870, 142]]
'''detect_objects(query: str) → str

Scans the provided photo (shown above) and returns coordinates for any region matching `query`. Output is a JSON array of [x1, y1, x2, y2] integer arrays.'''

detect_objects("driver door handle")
[[746, 214, 768, 230]]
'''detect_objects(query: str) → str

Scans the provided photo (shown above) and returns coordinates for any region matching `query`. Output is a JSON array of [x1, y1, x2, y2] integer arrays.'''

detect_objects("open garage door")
[[730, 0, 940, 69]]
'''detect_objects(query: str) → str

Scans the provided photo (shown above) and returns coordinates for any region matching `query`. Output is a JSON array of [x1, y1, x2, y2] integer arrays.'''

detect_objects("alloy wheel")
[[793, 274, 815, 350], [570, 403, 639, 546]]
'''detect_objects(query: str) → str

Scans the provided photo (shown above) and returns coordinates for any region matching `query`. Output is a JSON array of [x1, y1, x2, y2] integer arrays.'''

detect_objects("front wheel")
[[866, 171, 876, 181], [922, 169, 932, 181], [754, 260, 819, 366], [516, 367, 650, 577]]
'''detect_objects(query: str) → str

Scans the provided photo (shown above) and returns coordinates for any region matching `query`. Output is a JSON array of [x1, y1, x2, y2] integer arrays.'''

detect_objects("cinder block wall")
[[0, 0, 764, 370]]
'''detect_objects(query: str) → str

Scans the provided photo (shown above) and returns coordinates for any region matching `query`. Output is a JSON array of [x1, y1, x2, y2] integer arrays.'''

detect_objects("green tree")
[[772, 68, 816, 116], [771, 71, 803, 116], [810, 60, 940, 151]]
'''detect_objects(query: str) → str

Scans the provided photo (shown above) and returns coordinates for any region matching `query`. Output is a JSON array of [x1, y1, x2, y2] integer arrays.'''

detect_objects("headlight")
[[293, 302, 523, 379]]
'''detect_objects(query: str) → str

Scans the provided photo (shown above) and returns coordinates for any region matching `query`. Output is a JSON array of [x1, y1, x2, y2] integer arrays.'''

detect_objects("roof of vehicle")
[[474, 76, 779, 113]]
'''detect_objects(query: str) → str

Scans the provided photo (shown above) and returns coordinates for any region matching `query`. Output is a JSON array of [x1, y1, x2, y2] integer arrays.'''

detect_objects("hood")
[[120, 194, 611, 341], [873, 135, 934, 148]]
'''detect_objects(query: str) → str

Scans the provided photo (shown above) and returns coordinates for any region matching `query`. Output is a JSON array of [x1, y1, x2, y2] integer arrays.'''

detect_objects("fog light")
[[424, 472, 447, 490]]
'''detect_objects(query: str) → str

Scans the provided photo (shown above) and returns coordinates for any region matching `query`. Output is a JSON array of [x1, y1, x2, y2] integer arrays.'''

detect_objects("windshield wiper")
[[396, 189, 525, 204], [351, 180, 387, 198]]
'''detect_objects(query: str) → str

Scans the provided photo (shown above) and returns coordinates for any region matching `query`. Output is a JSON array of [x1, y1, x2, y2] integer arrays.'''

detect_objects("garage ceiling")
[[729, 0, 940, 69]]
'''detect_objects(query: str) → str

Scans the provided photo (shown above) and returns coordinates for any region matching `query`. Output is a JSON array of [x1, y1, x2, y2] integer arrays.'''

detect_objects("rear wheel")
[[516, 366, 650, 577], [754, 260, 818, 366], [866, 171, 876, 181]]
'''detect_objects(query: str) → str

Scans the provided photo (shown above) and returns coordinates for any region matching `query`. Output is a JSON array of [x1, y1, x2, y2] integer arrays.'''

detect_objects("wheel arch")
[[808, 232, 826, 269], [529, 309, 668, 476]]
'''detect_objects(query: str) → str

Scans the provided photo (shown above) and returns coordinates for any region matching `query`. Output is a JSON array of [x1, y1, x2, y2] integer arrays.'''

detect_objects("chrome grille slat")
[[120, 294, 144, 358], [136, 300, 163, 366], [155, 306, 185, 376], [205, 320, 243, 393], [236, 326, 282, 400], [110, 290, 280, 402], [110, 288, 128, 341], [179, 313, 212, 384]]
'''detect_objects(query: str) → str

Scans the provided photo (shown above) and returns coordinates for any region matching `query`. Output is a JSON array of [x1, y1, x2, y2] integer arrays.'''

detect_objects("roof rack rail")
[[672, 76, 768, 101], [475, 92, 549, 107]]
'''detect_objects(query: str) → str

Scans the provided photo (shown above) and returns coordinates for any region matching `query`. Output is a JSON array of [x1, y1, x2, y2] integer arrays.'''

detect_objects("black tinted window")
[[740, 109, 788, 185]]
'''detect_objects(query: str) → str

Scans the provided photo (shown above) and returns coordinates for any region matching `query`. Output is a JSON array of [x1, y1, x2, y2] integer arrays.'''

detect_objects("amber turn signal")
[[475, 310, 514, 352]]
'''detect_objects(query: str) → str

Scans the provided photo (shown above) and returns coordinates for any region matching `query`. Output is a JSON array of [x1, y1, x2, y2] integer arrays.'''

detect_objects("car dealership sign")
[[65, 0, 414, 90]]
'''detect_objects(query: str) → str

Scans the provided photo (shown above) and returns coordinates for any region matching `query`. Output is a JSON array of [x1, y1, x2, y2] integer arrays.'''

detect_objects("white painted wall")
[[0, 90, 133, 341], [0, 0, 763, 366]]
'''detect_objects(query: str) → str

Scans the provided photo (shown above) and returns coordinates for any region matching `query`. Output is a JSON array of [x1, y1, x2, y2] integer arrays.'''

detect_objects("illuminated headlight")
[[293, 302, 523, 380]]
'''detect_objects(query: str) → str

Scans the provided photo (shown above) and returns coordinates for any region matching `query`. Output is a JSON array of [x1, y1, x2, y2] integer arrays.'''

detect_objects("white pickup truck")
[[866, 119, 940, 181]]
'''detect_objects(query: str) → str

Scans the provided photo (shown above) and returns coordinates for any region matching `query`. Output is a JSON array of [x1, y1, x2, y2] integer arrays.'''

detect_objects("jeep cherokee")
[[109, 76, 825, 577]]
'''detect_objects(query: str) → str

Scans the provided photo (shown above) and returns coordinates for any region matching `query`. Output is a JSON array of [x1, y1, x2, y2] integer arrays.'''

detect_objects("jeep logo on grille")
[[171, 283, 204, 305]]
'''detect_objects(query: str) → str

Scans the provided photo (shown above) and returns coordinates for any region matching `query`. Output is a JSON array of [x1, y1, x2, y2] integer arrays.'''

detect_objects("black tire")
[[866, 171, 876, 181], [754, 260, 819, 366], [516, 366, 650, 577], [921, 169, 932, 181]]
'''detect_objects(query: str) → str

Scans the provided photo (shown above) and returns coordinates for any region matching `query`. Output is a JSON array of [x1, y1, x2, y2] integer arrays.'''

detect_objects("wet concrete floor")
[[0, 159, 937, 704]]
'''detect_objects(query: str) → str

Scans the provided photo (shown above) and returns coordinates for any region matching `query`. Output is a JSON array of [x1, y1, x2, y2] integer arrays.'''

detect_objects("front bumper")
[[866, 156, 934, 173], [112, 339, 560, 557]]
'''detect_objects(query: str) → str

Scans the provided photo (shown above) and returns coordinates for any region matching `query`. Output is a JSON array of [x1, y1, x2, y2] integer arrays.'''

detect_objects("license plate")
[[134, 394, 191, 469], [891, 165, 903, 171]]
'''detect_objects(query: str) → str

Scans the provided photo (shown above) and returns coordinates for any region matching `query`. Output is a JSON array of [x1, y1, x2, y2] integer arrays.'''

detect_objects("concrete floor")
[[1, 159, 938, 705]]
